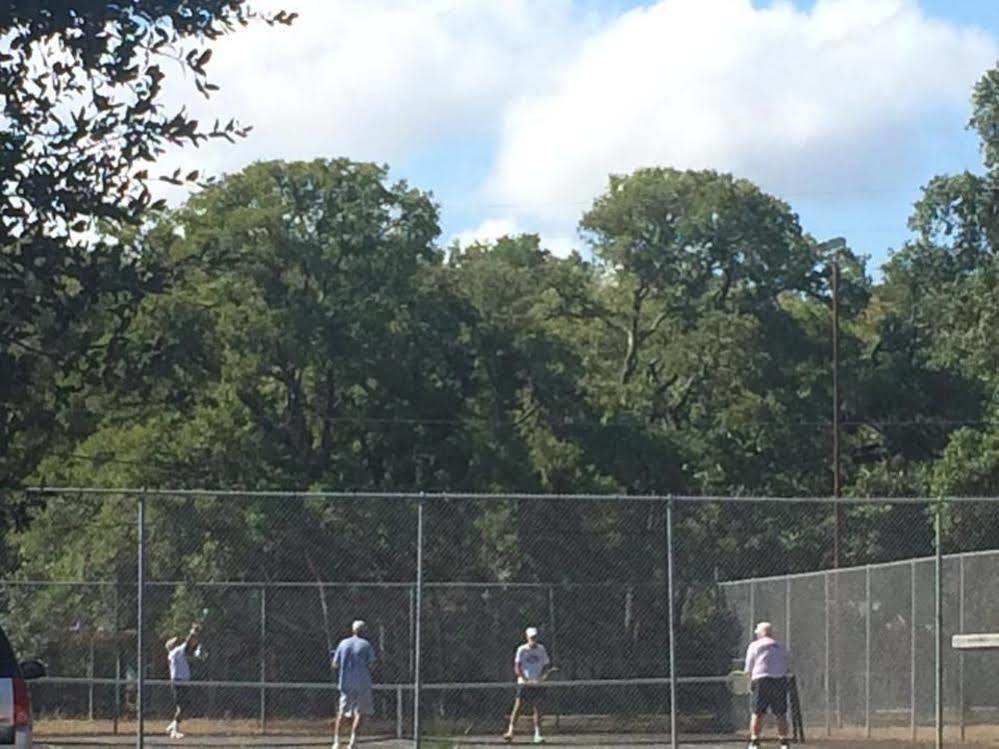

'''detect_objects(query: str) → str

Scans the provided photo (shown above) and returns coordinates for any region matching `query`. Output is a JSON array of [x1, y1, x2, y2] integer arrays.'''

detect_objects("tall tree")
[[856, 64, 999, 551], [0, 1, 292, 497], [36, 158, 475, 491]]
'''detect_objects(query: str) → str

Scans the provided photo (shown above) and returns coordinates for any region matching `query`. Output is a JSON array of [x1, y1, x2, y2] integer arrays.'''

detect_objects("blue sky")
[[175, 0, 998, 276]]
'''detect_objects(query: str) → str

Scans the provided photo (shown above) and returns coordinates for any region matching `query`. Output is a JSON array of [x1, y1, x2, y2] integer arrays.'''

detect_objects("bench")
[[952, 633, 999, 740], [952, 633, 999, 651]]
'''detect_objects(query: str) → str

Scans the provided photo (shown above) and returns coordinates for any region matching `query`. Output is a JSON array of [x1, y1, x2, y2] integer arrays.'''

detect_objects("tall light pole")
[[819, 236, 848, 732], [819, 237, 848, 568]]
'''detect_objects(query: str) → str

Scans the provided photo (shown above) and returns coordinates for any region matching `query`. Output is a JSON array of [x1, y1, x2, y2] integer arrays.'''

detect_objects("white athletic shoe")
[[347, 738, 357, 749], [533, 733, 545, 744], [169, 728, 184, 739]]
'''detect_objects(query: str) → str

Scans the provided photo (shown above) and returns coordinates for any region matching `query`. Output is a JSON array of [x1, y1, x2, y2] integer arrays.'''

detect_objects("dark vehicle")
[[0, 625, 45, 747]]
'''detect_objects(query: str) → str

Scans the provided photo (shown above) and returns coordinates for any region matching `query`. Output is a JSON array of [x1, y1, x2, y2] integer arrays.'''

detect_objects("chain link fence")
[[2, 489, 998, 747], [720, 548, 999, 744]]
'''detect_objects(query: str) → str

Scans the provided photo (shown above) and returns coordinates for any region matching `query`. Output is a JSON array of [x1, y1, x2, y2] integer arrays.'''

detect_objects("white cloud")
[[542, 233, 578, 258], [450, 217, 577, 258], [451, 217, 523, 247], [151, 0, 996, 257], [165, 0, 592, 179], [485, 0, 997, 226]]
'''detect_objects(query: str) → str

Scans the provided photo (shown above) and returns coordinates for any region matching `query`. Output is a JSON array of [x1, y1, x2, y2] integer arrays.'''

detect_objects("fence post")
[[547, 586, 557, 654], [910, 559, 917, 742], [934, 503, 943, 749], [137, 489, 146, 749], [865, 565, 871, 739], [409, 584, 416, 682], [114, 653, 122, 735], [259, 585, 267, 733], [413, 493, 425, 749], [824, 571, 831, 737], [748, 577, 757, 726], [113, 580, 121, 735], [959, 554, 965, 742], [666, 497, 678, 749], [548, 585, 560, 730], [833, 568, 841, 729], [396, 685, 403, 739], [88, 635, 95, 721], [785, 577, 791, 651]]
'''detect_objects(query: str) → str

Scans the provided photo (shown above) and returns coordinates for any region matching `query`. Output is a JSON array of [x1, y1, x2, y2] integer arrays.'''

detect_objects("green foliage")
[[25, 130, 996, 586], [870, 61, 999, 548], [6, 53, 999, 697], [0, 0, 290, 505], [582, 168, 823, 314]]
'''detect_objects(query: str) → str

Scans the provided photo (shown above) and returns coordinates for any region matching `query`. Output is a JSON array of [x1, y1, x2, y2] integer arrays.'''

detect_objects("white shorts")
[[339, 688, 374, 717]]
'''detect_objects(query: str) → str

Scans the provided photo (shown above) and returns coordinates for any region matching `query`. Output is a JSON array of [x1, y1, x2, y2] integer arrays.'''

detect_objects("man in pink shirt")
[[744, 621, 791, 748]]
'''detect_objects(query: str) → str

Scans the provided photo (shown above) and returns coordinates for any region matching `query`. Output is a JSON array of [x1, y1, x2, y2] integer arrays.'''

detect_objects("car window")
[[0, 626, 20, 677]]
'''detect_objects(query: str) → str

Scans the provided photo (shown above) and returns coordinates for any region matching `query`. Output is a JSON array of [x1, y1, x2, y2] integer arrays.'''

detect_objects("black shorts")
[[171, 682, 191, 714], [751, 677, 787, 716], [516, 684, 544, 708]]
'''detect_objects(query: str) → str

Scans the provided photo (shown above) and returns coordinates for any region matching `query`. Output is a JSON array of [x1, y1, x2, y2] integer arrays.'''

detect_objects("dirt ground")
[[32, 717, 999, 747]]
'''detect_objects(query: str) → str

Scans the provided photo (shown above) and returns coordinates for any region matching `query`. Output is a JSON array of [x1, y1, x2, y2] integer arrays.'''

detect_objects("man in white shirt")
[[744, 621, 792, 749], [503, 626, 552, 744], [165, 624, 205, 740]]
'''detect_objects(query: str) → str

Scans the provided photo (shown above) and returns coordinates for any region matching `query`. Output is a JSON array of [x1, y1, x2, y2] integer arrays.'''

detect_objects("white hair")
[[754, 621, 773, 637], [352, 619, 366, 634]]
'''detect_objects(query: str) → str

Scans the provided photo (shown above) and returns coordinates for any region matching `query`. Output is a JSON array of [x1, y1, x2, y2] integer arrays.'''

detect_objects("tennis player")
[[744, 621, 792, 749], [331, 619, 376, 749], [503, 626, 551, 744], [165, 624, 205, 739]]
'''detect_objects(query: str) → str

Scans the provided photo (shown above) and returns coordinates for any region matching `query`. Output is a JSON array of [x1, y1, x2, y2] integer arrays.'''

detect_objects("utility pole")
[[832, 258, 842, 568], [821, 237, 847, 733], [820, 237, 848, 568]]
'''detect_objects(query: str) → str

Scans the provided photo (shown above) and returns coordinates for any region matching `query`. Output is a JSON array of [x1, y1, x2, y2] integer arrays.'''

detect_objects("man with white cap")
[[744, 621, 792, 749], [164, 623, 205, 739], [330, 619, 376, 749], [503, 626, 552, 744]]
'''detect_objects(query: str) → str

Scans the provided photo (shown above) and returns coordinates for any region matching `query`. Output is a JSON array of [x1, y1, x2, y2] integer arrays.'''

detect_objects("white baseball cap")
[[525, 626, 539, 639], [754, 621, 772, 636]]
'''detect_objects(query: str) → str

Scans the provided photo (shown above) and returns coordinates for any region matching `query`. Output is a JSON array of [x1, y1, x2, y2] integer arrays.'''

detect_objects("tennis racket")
[[193, 607, 210, 629], [191, 608, 210, 660], [727, 669, 751, 696], [789, 675, 804, 742]]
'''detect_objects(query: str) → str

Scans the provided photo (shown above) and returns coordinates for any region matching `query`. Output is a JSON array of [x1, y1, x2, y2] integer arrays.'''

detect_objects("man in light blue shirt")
[[330, 619, 376, 749]]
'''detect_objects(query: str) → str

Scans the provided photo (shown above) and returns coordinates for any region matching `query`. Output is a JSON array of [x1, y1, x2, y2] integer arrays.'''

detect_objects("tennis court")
[[31, 686, 999, 747], [32, 736, 999, 748], [33, 716, 999, 747], [15, 492, 999, 749]]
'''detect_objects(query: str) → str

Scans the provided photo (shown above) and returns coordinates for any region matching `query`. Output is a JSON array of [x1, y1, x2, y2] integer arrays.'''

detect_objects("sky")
[[164, 0, 999, 274]]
